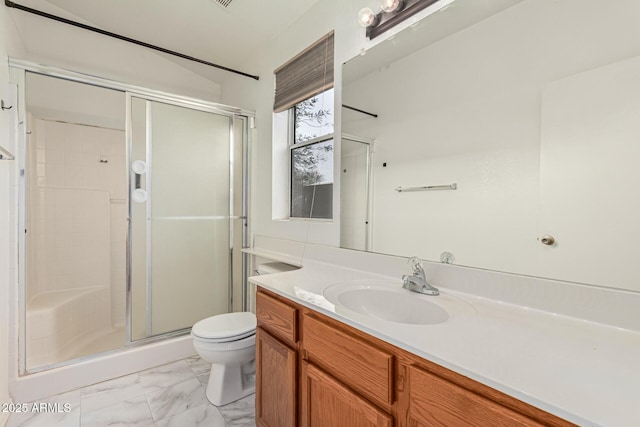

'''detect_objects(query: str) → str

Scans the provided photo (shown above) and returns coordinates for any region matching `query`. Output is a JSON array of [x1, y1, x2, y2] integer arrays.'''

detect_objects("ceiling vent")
[[212, 0, 234, 9]]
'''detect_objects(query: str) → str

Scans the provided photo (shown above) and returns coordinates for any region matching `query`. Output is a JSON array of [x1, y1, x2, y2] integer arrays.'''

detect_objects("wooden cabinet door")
[[301, 362, 393, 427], [256, 327, 297, 427], [303, 314, 394, 408], [408, 365, 542, 427]]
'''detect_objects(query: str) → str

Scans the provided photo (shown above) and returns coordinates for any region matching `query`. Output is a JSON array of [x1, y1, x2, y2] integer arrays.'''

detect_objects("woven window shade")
[[274, 31, 334, 113]]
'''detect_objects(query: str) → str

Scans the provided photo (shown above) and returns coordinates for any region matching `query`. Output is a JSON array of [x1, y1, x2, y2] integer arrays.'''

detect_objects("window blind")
[[274, 31, 334, 113]]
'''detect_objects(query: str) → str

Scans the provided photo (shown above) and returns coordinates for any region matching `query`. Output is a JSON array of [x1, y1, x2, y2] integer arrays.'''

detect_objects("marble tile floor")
[[7, 356, 256, 427]]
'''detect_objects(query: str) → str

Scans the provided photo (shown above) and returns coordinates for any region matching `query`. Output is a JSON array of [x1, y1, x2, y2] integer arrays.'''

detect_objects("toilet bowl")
[[191, 311, 257, 406]]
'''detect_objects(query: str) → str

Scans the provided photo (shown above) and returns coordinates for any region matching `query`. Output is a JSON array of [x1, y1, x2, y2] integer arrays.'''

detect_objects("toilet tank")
[[247, 261, 298, 313], [256, 262, 298, 275]]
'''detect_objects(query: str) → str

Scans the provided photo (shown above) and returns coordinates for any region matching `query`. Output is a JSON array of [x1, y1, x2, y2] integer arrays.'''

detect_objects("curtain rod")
[[342, 104, 378, 118], [4, 0, 260, 81]]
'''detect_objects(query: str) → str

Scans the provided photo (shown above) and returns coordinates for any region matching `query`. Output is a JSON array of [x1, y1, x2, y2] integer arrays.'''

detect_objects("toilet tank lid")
[[257, 262, 298, 275], [192, 312, 256, 340]]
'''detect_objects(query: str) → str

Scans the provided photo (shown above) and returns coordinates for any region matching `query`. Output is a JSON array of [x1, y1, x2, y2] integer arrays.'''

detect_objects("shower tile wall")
[[29, 188, 110, 294], [27, 118, 126, 366]]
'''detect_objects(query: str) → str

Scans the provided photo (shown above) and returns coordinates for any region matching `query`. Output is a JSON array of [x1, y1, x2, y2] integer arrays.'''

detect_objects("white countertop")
[[249, 259, 640, 427]]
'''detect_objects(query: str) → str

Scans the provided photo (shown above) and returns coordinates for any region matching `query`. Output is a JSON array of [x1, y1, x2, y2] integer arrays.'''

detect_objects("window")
[[290, 88, 334, 219], [273, 31, 335, 220]]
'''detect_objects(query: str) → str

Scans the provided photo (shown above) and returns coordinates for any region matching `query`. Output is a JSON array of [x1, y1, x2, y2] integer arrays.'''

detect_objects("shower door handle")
[[132, 160, 147, 189], [131, 160, 147, 202]]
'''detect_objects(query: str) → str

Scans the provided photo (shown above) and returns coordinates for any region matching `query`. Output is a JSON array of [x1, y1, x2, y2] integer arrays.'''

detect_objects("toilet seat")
[[192, 312, 256, 343]]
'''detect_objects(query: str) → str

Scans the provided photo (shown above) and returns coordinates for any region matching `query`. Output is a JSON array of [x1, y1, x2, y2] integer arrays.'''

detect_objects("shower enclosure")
[[13, 62, 250, 373]]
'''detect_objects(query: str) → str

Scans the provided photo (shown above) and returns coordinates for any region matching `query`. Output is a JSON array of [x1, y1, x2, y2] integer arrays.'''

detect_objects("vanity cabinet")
[[408, 365, 543, 426], [255, 290, 299, 427], [302, 313, 394, 408], [255, 287, 574, 427], [301, 312, 394, 426], [301, 361, 393, 427]]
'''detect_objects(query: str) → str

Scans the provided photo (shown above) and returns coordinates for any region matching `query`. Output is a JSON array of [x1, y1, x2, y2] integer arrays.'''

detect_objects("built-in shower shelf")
[[28, 287, 101, 310]]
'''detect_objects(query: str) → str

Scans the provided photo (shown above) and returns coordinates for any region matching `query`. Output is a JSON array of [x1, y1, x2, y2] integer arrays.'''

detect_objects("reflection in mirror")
[[340, 135, 373, 251], [341, 0, 640, 293]]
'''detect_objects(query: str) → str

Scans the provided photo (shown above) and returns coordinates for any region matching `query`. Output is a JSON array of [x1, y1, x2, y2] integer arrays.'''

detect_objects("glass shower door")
[[129, 96, 233, 340]]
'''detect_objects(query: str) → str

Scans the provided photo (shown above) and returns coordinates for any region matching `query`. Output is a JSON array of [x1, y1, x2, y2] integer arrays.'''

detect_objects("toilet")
[[191, 311, 257, 406], [191, 261, 298, 406]]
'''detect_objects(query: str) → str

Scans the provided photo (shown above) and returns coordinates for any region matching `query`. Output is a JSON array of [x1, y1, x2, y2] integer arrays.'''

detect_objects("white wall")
[[0, 2, 14, 423], [5, 1, 223, 102], [220, 0, 441, 248], [220, 0, 344, 247]]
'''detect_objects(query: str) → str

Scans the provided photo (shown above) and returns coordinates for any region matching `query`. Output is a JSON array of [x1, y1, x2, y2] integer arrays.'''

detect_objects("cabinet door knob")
[[540, 235, 555, 245]]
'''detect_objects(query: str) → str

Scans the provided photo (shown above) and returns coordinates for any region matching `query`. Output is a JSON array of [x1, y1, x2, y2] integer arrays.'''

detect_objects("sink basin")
[[323, 282, 451, 325]]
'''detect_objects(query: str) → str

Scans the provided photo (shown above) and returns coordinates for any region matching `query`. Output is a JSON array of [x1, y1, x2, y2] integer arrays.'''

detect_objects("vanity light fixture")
[[381, 0, 405, 13], [357, 7, 379, 28], [359, 0, 448, 40]]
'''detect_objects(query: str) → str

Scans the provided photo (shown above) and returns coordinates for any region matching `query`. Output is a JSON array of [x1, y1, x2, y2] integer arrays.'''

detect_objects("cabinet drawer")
[[301, 361, 392, 427], [303, 314, 394, 407], [408, 365, 542, 427], [256, 289, 298, 345]]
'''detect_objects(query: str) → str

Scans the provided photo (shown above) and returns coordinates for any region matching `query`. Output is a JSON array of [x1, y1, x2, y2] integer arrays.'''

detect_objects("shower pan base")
[[12, 335, 195, 403]]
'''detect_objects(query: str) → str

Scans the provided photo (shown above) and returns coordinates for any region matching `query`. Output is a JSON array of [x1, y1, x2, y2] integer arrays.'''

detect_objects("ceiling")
[[14, 0, 322, 82]]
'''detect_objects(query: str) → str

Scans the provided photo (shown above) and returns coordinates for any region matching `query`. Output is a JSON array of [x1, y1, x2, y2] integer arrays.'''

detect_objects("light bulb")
[[381, 0, 404, 13], [357, 7, 377, 28]]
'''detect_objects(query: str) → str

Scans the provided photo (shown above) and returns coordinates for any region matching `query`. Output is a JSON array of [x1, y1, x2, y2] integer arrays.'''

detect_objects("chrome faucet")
[[402, 257, 439, 296]]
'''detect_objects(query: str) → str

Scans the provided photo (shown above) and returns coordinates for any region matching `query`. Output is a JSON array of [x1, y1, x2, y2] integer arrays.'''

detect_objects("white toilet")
[[191, 262, 297, 406], [191, 311, 257, 406]]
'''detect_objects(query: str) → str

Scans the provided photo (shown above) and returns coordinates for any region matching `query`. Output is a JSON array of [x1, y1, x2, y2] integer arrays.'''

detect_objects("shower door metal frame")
[[10, 59, 253, 374], [125, 92, 248, 344]]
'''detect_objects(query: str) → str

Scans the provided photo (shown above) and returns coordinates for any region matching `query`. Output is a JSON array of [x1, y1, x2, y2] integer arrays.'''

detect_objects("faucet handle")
[[408, 256, 424, 275]]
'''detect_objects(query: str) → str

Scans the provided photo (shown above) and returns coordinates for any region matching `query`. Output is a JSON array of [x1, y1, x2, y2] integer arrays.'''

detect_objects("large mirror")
[[341, 0, 640, 293]]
